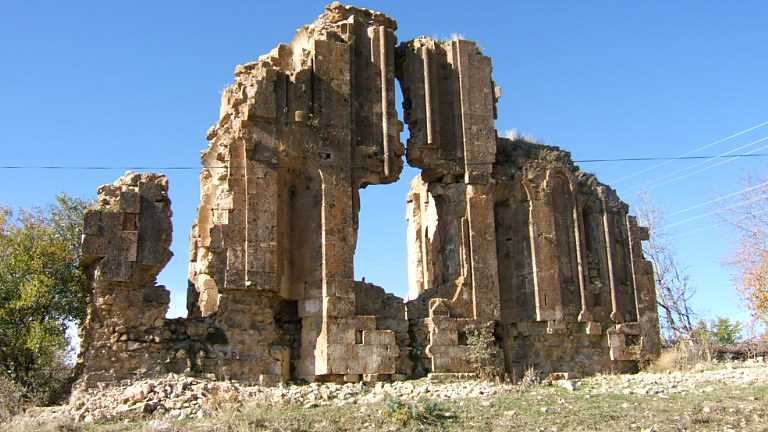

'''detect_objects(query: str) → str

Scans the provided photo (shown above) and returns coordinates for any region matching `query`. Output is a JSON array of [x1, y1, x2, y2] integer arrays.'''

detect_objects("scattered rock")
[[556, 380, 577, 391], [146, 419, 174, 432], [8, 360, 768, 426]]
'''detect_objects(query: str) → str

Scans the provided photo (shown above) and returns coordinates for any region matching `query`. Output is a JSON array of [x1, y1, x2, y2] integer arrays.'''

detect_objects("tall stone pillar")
[[78, 173, 173, 383], [454, 39, 501, 321], [628, 216, 662, 361], [526, 178, 564, 322]]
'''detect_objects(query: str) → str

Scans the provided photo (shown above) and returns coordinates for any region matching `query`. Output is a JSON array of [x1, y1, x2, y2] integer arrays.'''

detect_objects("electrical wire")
[[647, 135, 768, 189], [612, 119, 768, 184], [665, 193, 768, 229], [1, 153, 767, 170], [667, 208, 768, 240], [667, 179, 768, 217]]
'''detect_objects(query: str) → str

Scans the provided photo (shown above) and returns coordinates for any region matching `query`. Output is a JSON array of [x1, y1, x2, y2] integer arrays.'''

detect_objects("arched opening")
[[354, 165, 418, 300], [354, 83, 413, 300]]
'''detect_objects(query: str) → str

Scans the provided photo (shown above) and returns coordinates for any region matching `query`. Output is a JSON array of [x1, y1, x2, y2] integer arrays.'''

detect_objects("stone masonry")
[[76, 3, 660, 386]]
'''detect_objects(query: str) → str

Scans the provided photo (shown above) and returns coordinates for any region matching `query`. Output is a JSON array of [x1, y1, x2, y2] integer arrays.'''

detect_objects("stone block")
[[585, 321, 602, 335], [362, 330, 396, 346], [323, 296, 355, 317], [119, 190, 140, 214]]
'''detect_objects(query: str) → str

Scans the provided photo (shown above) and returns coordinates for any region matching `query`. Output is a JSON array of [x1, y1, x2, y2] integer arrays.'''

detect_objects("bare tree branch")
[[637, 191, 698, 340]]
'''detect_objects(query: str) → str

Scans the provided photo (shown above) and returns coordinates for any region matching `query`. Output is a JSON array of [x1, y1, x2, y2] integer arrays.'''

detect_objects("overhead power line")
[[665, 192, 768, 229], [668, 207, 768, 240], [667, 179, 768, 217], [647, 135, 768, 189], [1, 153, 767, 171], [575, 153, 768, 163], [612, 119, 768, 184]]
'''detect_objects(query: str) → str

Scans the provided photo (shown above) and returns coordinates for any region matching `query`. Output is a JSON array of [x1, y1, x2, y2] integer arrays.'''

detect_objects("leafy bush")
[[0, 194, 89, 405], [707, 318, 743, 345], [465, 322, 503, 380], [384, 396, 445, 427]]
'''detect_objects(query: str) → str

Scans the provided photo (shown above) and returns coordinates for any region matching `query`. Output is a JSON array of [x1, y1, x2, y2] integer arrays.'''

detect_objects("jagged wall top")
[[232, 3, 397, 79]]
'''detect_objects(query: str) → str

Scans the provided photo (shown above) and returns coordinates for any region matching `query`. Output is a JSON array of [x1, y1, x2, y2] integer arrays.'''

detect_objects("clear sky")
[[2, 1, 766, 328]]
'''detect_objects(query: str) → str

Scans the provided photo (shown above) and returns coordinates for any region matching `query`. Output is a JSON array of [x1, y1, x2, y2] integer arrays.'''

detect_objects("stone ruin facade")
[[76, 3, 661, 387]]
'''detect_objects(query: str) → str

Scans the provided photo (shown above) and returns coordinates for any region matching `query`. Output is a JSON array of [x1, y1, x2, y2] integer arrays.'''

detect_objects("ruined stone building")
[[76, 3, 661, 386]]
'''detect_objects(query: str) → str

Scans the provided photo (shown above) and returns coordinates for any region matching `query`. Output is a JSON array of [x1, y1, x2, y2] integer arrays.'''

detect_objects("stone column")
[[466, 184, 501, 321], [453, 39, 501, 322], [526, 178, 564, 322], [628, 216, 662, 360], [600, 189, 623, 324]]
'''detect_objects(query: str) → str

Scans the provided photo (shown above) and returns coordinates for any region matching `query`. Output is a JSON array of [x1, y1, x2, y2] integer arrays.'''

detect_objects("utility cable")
[[665, 192, 768, 229], [647, 135, 768, 189], [667, 179, 768, 217], [612, 119, 768, 184], [667, 208, 768, 240], [1, 153, 768, 170]]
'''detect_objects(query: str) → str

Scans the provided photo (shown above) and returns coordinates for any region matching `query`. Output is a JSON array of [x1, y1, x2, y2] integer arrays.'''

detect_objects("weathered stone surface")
[[77, 173, 174, 383], [399, 38, 660, 377], [186, 2, 405, 381], [76, 2, 660, 387]]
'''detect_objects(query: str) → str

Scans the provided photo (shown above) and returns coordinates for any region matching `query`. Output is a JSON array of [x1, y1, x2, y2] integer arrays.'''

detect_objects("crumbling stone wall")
[[404, 140, 663, 374], [78, 173, 287, 386], [398, 34, 660, 376], [78, 173, 173, 384], [186, 2, 405, 382], [77, 3, 660, 387]]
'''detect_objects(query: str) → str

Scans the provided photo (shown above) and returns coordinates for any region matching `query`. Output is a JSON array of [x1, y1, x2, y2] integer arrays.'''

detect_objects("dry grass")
[[519, 366, 541, 389], [0, 375, 25, 422], [647, 338, 714, 373]]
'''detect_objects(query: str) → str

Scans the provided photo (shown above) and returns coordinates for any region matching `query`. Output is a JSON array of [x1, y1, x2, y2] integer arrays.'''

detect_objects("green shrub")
[[465, 322, 504, 380], [0, 194, 88, 404], [384, 396, 446, 427], [709, 318, 743, 345]]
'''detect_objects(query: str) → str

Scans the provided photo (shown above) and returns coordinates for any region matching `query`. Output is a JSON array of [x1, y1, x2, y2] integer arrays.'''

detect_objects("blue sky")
[[2, 1, 766, 328]]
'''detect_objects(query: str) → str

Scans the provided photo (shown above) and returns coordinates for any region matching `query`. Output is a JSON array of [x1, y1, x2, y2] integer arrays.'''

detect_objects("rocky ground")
[[8, 358, 768, 431]]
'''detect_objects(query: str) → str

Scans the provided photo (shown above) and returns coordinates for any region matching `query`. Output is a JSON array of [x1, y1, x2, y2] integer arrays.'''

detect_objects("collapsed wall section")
[[77, 173, 282, 386], [78, 173, 174, 384]]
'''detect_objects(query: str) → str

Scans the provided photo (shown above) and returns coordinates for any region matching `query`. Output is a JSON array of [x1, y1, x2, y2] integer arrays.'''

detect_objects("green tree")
[[0, 194, 89, 403], [691, 317, 743, 346], [710, 317, 743, 345]]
